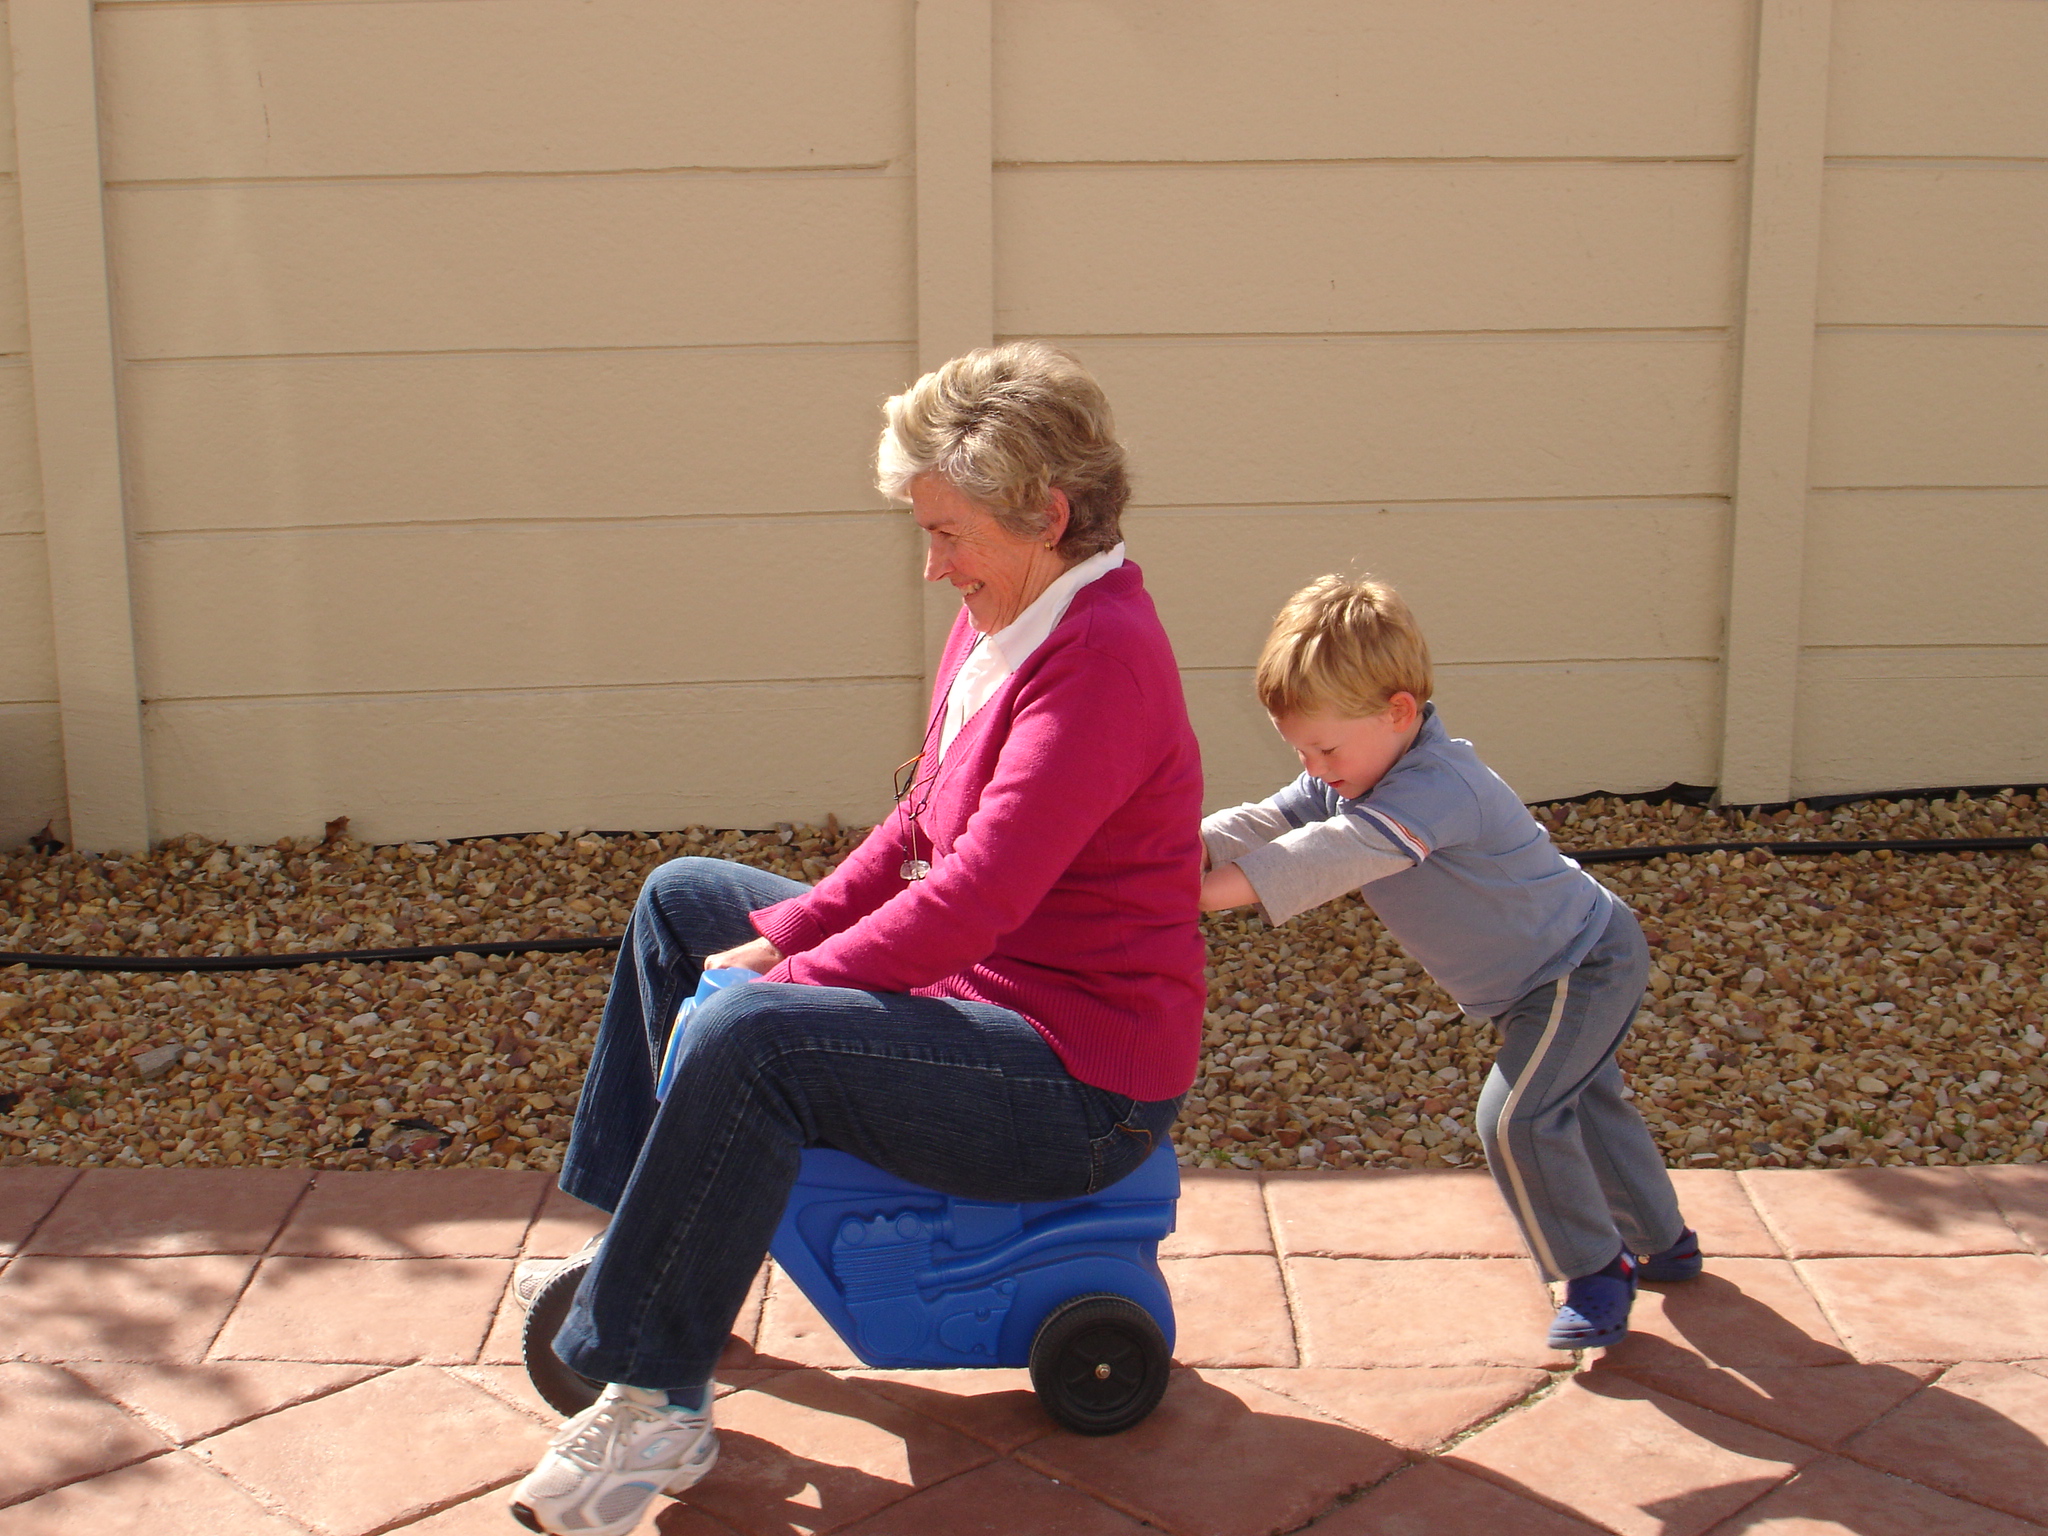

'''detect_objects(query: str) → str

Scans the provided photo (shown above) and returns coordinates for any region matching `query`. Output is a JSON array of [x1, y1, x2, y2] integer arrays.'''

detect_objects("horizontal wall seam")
[[128, 495, 1736, 540], [124, 328, 1734, 367], [107, 163, 903, 191], [123, 338, 917, 366], [1801, 643, 2048, 655], [1814, 323, 2048, 335], [1183, 658, 1720, 676], [144, 676, 925, 707], [1811, 483, 2048, 494], [133, 510, 904, 540], [1001, 327, 1732, 345], [1127, 494, 1731, 513], [993, 155, 1743, 170], [1824, 156, 2048, 169], [99, 0, 520, 9]]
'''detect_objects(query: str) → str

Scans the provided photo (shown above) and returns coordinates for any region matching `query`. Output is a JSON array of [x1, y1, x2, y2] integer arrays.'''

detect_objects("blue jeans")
[[551, 856, 1184, 1392]]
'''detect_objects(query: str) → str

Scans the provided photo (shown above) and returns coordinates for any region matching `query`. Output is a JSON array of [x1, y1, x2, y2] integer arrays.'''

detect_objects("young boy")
[[1200, 574, 1699, 1349]]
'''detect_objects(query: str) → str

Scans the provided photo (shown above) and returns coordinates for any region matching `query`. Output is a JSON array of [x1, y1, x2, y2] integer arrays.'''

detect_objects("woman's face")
[[911, 475, 1067, 633]]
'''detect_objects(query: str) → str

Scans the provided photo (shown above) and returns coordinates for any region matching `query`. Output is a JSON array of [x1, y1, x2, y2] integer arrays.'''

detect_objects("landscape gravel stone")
[[3, 792, 2043, 1177]]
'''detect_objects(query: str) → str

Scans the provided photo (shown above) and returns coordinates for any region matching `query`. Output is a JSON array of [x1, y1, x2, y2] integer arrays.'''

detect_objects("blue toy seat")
[[768, 1143, 1180, 1370]]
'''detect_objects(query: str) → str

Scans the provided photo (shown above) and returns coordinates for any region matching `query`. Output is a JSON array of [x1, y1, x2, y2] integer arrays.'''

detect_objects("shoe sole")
[[508, 1430, 718, 1536], [1636, 1256, 1704, 1283], [1548, 1323, 1630, 1350]]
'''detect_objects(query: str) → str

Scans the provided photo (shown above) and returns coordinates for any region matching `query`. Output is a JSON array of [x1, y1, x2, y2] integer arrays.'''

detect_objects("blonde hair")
[[876, 341, 1129, 560], [1256, 574, 1434, 718]]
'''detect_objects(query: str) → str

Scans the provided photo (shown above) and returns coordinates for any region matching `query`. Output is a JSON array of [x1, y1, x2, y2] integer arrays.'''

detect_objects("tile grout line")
[[1732, 1167, 1877, 1363], [1965, 1164, 2046, 1257], [469, 1174, 555, 1368], [6, 1166, 85, 1258], [1256, 1172, 1312, 1369], [197, 1170, 320, 1362], [160, 1444, 329, 1535], [0, 1365, 181, 1512]]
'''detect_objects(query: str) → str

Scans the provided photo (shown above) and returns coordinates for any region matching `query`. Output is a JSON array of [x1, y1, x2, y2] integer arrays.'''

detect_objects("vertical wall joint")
[[1717, 0, 1833, 804], [911, 0, 994, 699], [12, 0, 149, 850]]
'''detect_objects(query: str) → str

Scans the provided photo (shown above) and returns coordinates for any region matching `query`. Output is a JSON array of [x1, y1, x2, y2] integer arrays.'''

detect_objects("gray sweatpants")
[[1474, 901, 1685, 1282]]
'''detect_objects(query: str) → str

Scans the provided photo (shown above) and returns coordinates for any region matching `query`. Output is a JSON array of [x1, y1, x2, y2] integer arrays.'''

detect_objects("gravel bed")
[[3, 792, 2044, 1175]]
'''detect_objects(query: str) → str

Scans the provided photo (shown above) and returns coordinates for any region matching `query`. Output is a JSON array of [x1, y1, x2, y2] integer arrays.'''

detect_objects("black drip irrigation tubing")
[[3, 835, 2042, 976]]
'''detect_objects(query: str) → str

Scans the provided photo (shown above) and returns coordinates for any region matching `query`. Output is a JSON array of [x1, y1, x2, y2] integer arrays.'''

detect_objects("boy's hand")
[[1200, 862, 1258, 913]]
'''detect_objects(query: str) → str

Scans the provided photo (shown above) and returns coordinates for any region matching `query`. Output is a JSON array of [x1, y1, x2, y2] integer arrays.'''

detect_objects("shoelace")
[[550, 1398, 689, 1471]]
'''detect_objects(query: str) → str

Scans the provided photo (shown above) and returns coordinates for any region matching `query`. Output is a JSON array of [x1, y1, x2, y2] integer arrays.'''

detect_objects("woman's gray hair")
[[876, 341, 1130, 561]]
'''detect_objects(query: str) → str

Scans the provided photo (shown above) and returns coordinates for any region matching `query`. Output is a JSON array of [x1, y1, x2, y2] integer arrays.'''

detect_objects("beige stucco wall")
[[3, 0, 2042, 849]]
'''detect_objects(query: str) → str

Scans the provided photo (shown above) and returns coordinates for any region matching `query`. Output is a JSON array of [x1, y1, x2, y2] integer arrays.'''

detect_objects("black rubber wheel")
[[522, 1255, 604, 1418], [1027, 1293, 1171, 1436]]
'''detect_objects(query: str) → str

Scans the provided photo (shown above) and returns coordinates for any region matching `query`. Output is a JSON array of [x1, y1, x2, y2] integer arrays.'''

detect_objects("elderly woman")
[[510, 342, 1205, 1536]]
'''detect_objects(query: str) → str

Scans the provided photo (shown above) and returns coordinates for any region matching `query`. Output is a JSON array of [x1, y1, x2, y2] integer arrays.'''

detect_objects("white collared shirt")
[[938, 542, 1126, 759]]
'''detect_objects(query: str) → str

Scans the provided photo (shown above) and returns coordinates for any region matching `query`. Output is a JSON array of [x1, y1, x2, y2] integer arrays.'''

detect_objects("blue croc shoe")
[[1547, 1250, 1636, 1351], [1637, 1227, 1703, 1283]]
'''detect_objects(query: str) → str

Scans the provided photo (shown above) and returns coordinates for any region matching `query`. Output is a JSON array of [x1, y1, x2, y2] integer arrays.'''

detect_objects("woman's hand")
[[1199, 862, 1258, 913], [704, 936, 783, 974]]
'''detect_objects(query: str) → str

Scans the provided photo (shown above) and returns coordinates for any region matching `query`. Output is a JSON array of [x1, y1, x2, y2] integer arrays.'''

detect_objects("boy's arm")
[[1200, 776, 1326, 868], [1212, 814, 1418, 924]]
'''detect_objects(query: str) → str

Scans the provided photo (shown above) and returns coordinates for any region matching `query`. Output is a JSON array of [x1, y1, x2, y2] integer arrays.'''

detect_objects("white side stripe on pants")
[[1492, 974, 1571, 1279]]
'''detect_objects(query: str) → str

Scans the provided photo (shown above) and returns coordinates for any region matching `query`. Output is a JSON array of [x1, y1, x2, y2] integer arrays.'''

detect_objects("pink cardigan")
[[751, 563, 1206, 1100]]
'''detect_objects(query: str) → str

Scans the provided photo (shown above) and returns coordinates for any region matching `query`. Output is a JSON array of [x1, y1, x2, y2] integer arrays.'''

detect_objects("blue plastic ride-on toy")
[[522, 971, 1182, 1436]]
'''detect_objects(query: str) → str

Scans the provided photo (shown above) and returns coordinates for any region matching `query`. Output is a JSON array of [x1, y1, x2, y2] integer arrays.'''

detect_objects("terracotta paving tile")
[[59, 1360, 383, 1445], [195, 1365, 551, 1536], [835, 1456, 1155, 1535], [1239, 1365, 1552, 1452], [1597, 1260, 1852, 1370], [393, 1485, 741, 1534], [752, 1263, 861, 1370], [685, 1369, 993, 1536], [1286, 1257, 1568, 1369], [1840, 1360, 2048, 1524], [1741, 1168, 2022, 1258], [1158, 1168, 1270, 1257], [0, 1254, 257, 1363], [1264, 1169, 1526, 1258], [1795, 1255, 2048, 1362], [1972, 1165, 2048, 1252], [842, 1367, 1055, 1453], [1448, 1372, 1815, 1536], [524, 1183, 609, 1257], [1600, 1363, 1942, 1452], [274, 1168, 547, 1258], [210, 1256, 510, 1364], [1666, 1169, 1781, 1258], [1312, 1460, 1609, 1535], [1017, 1369, 1404, 1536], [1700, 1452, 2043, 1535], [1160, 1254, 1297, 1366], [444, 1363, 559, 1424], [478, 1268, 534, 1366], [724, 1261, 771, 1365], [0, 1362, 168, 1505], [21, 1169, 307, 1257], [0, 1169, 79, 1255], [0, 1449, 309, 1536]]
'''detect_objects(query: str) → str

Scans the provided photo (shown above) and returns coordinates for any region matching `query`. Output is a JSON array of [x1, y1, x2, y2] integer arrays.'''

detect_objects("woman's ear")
[[1042, 487, 1072, 550]]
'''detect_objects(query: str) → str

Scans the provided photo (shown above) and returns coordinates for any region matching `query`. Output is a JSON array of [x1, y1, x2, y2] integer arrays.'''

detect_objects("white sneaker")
[[513, 1233, 604, 1312], [509, 1383, 717, 1535]]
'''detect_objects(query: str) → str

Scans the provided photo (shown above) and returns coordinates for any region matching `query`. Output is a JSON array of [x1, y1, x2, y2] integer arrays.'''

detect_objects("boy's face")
[[1272, 694, 1421, 801]]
